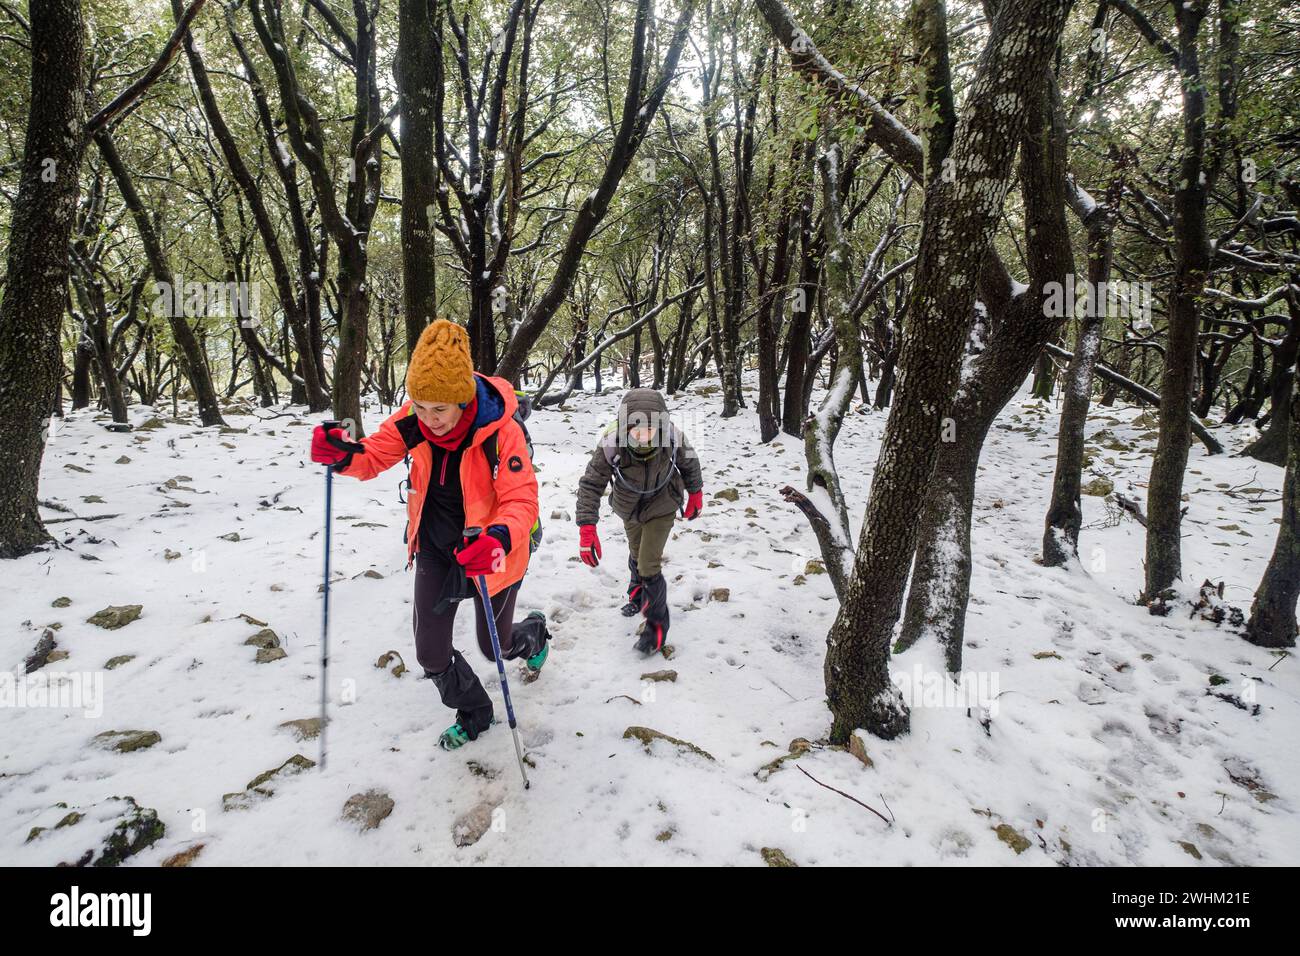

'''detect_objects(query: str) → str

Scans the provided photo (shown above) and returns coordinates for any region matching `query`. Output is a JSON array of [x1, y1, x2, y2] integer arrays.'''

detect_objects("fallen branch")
[[1113, 492, 1148, 527], [1043, 342, 1225, 454], [795, 764, 892, 825]]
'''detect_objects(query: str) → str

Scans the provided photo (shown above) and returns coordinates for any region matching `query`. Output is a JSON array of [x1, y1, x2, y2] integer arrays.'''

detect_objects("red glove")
[[683, 490, 704, 520], [579, 524, 601, 567], [455, 534, 505, 575], [311, 425, 352, 465]]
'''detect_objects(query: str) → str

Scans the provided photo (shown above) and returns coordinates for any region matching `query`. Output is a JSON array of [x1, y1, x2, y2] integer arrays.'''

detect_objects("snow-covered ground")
[[3, 370, 1297, 865]]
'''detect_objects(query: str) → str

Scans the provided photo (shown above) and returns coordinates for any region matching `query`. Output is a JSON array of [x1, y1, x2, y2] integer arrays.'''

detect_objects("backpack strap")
[[484, 410, 533, 481]]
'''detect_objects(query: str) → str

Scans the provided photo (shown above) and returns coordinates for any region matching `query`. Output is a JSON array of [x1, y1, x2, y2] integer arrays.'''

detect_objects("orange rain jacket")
[[335, 372, 538, 597]]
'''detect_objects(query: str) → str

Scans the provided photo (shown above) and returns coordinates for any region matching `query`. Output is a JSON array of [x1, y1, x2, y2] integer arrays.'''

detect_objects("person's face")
[[413, 399, 463, 435], [628, 425, 654, 446]]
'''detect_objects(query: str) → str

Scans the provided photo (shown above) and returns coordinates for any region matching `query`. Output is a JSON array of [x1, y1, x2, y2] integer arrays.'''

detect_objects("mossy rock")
[[761, 847, 797, 867], [256, 647, 287, 664], [713, 488, 740, 502], [1090, 430, 1133, 452], [755, 738, 813, 780], [279, 717, 325, 741], [94, 730, 161, 753], [224, 755, 316, 811], [994, 823, 1031, 854], [1081, 476, 1114, 497], [104, 655, 135, 670], [87, 604, 143, 630], [341, 789, 395, 832], [161, 843, 206, 867], [40, 797, 163, 866], [244, 628, 280, 649], [623, 726, 714, 761], [95, 800, 165, 867], [51, 596, 72, 608], [246, 754, 316, 791], [848, 733, 874, 768]]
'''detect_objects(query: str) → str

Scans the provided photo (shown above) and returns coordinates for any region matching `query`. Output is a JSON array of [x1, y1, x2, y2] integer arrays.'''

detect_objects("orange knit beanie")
[[406, 319, 476, 405]]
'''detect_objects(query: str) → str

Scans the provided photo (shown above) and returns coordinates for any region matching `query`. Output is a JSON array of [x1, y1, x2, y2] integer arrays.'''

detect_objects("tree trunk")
[[781, 148, 818, 436], [1143, 3, 1211, 600], [1042, 172, 1121, 566], [822, 0, 1072, 742], [899, 67, 1075, 672], [1243, 301, 1299, 465], [0, 0, 86, 558], [1244, 383, 1300, 647]]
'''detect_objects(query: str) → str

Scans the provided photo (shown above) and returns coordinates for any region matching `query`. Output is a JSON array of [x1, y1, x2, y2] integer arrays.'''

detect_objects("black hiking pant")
[[413, 547, 543, 736]]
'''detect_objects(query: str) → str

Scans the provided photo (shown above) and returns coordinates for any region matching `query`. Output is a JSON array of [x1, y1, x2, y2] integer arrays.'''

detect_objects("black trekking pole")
[[319, 420, 364, 770], [463, 526, 531, 789]]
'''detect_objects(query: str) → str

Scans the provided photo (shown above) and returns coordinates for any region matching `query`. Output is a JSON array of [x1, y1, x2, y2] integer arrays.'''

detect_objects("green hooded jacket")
[[575, 388, 703, 526]]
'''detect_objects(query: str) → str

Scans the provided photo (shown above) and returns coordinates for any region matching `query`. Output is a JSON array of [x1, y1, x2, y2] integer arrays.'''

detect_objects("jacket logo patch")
[[507, 455, 524, 472]]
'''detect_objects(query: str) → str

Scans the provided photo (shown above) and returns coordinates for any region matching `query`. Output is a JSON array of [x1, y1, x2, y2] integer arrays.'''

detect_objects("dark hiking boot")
[[633, 572, 670, 655], [427, 650, 493, 749], [508, 610, 551, 681]]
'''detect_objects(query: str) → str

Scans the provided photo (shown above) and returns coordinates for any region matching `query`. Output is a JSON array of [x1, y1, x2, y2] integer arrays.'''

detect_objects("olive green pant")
[[624, 513, 675, 579]]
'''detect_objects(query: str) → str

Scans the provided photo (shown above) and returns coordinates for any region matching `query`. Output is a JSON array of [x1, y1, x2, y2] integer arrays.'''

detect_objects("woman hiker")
[[309, 319, 549, 750], [575, 387, 704, 655]]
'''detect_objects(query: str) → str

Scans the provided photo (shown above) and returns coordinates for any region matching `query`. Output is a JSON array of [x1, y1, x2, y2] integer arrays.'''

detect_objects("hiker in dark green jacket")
[[575, 388, 704, 654]]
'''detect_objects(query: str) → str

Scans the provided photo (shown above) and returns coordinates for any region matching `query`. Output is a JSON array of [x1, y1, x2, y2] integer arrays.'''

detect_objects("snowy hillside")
[[4, 371, 1297, 866]]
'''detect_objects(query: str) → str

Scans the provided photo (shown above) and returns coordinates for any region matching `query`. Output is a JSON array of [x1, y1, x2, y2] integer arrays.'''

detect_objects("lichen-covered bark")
[[1042, 171, 1122, 566], [900, 70, 1076, 669], [395, 0, 439, 358], [1245, 381, 1300, 647], [0, 0, 87, 558], [821, 0, 1073, 741], [1242, 298, 1299, 466], [1143, 0, 1217, 599], [798, 145, 861, 580]]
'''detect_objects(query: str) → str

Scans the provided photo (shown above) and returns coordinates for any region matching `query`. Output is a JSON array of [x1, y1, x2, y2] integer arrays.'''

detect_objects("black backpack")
[[482, 393, 543, 554]]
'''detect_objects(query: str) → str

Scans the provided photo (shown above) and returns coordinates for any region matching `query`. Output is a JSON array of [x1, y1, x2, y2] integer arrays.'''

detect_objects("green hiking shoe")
[[438, 723, 471, 750], [438, 716, 495, 751], [525, 642, 549, 673], [518, 610, 550, 682]]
